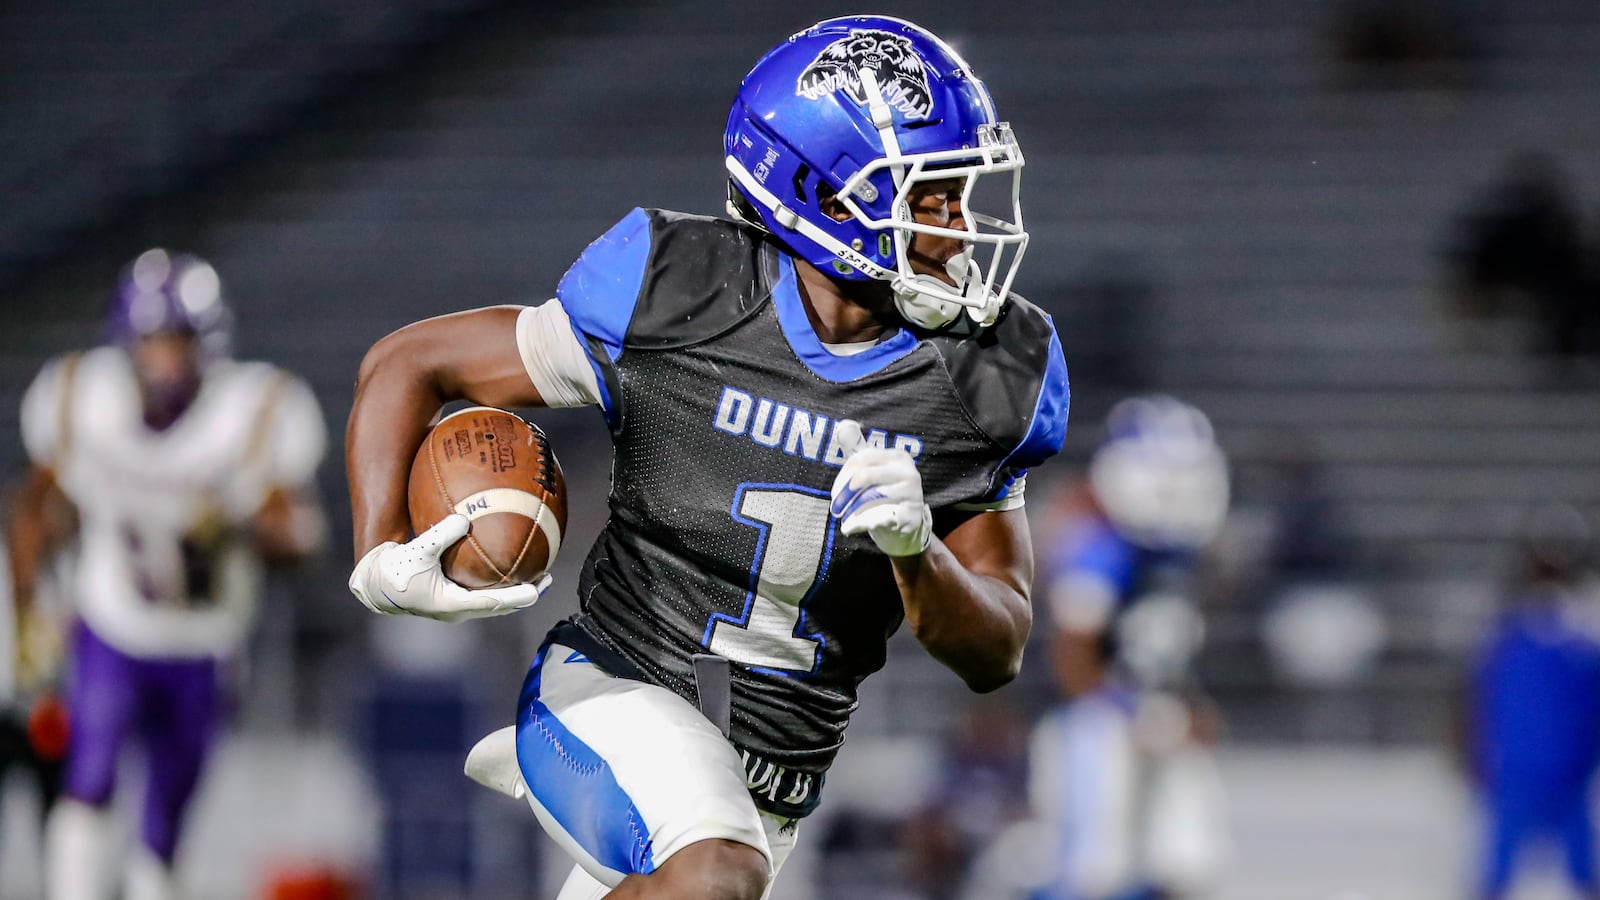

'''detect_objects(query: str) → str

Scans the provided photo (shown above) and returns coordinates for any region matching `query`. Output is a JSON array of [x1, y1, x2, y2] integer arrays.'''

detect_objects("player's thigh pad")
[[516, 643, 772, 887]]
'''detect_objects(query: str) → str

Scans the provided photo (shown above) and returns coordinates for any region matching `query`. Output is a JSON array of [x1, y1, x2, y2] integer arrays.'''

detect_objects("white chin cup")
[[893, 275, 963, 328], [891, 252, 1002, 330]]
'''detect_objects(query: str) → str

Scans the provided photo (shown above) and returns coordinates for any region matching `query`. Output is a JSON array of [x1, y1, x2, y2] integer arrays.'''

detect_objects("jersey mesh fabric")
[[555, 209, 1067, 817], [574, 300, 1003, 783]]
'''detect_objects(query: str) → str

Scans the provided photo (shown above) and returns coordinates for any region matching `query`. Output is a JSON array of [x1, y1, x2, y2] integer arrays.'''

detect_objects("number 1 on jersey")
[[704, 484, 833, 674]]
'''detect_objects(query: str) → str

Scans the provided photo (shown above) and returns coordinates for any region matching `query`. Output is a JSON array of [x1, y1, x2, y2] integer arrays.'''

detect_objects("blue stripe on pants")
[[515, 645, 656, 876]]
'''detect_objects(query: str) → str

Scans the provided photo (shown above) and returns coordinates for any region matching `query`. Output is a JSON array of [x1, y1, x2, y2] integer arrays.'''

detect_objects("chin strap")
[[726, 155, 896, 281]]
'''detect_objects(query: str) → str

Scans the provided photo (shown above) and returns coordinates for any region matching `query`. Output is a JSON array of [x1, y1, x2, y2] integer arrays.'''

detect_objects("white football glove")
[[829, 419, 933, 557], [348, 514, 552, 623]]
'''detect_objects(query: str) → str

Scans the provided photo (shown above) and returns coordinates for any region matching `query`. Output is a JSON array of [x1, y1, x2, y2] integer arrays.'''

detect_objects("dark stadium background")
[[2, 1, 1597, 897]]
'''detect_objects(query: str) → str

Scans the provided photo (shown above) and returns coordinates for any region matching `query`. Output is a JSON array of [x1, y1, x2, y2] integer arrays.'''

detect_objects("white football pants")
[[512, 643, 799, 896]]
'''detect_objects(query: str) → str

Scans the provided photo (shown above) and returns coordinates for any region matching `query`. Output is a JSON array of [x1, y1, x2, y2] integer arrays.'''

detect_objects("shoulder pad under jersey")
[[925, 294, 1070, 472], [557, 208, 771, 359]]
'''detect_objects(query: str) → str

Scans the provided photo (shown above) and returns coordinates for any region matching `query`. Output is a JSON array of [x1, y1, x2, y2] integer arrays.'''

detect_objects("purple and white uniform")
[[20, 346, 324, 861]]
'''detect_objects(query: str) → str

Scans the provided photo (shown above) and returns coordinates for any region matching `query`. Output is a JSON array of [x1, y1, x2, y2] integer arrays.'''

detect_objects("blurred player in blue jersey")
[[1462, 508, 1600, 900], [9, 249, 328, 900], [1031, 396, 1230, 900], [344, 15, 1069, 900]]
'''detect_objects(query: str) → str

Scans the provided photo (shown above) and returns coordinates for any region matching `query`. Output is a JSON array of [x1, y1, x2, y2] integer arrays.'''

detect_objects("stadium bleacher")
[[3, 0, 1599, 746]]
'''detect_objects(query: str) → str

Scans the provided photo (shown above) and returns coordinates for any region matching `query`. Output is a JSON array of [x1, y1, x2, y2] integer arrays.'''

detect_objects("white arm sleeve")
[[515, 301, 601, 408]]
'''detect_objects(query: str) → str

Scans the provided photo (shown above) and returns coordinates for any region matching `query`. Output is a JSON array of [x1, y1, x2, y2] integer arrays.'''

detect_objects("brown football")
[[407, 406, 567, 589]]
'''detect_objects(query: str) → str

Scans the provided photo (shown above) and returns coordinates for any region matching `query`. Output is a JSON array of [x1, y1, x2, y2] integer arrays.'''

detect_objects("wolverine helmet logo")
[[795, 29, 934, 121]]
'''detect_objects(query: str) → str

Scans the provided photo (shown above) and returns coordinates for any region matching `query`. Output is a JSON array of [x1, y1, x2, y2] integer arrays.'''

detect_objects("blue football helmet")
[[725, 15, 1027, 329], [1089, 396, 1230, 551]]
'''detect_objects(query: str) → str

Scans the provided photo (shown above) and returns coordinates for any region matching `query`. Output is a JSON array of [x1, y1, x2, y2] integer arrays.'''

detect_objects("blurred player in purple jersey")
[[9, 249, 328, 900]]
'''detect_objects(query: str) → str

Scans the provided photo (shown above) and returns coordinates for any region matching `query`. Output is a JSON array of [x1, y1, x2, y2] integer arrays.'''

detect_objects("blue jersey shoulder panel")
[[557, 207, 653, 363], [1010, 321, 1070, 470]]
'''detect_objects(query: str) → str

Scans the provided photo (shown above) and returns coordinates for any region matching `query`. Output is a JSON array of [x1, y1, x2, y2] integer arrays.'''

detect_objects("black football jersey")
[[552, 208, 1069, 817]]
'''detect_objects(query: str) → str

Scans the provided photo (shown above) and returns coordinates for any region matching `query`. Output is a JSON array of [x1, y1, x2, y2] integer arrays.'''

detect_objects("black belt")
[[544, 619, 731, 738], [542, 619, 820, 818]]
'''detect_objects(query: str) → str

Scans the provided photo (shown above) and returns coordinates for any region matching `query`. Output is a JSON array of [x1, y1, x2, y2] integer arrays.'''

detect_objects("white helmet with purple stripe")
[[106, 248, 232, 360]]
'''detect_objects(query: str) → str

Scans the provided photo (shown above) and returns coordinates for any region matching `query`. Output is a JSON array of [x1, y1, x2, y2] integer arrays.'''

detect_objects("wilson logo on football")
[[795, 29, 933, 121]]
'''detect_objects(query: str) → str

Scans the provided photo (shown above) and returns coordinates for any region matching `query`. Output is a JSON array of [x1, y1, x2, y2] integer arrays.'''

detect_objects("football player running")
[[346, 16, 1069, 900], [10, 249, 328, 900]]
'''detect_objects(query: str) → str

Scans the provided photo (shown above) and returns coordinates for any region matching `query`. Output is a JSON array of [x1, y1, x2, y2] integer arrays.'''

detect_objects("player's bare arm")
[[347, 305, 554, 622], [251, 486, 327, 564], [1051, 625, 1108, 698], [347, 305, 544, 557], [828, 413, 1042, 693], [895, 508, 1033, 693], [1046, 567, 1118, 699], [6, 464, 76, 615]]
